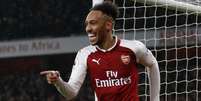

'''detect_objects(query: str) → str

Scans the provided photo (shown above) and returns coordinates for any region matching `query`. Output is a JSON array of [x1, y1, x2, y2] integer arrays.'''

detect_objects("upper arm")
[[68, 50, 88, 88], [133, 41, 157, 68]]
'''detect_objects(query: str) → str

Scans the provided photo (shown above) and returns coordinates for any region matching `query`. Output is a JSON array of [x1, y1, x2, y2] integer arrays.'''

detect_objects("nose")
[[85, 24, 92, 33]]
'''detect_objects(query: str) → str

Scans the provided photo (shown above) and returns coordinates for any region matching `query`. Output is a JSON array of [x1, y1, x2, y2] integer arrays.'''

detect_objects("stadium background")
[[0, 0, 200, 101]]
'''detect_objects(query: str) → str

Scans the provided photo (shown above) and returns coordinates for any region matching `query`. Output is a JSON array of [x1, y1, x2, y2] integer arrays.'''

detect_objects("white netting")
[[114, 0, 201, 101]]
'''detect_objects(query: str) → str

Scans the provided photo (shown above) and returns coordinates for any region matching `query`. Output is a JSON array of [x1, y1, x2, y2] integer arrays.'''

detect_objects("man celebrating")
[[41, 1, 160, 101]]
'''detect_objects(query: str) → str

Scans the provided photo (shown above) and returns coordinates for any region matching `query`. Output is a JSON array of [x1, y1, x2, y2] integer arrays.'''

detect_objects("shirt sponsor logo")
[[95, 76, 131, 87], [95, 70, 131, 88], [121, 55, 130, 65]]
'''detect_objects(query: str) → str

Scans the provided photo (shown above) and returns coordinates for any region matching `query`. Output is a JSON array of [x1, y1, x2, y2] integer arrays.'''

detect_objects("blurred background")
[[0, 0, 200, 101], [0, 0, 92, 101]]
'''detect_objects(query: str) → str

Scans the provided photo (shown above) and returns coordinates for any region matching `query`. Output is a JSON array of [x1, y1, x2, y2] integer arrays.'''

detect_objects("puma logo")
[[92, 58, 101, 65]]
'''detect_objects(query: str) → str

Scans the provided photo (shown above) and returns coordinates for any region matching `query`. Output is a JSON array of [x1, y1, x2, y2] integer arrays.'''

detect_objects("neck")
[[98, 33, 115, 50]]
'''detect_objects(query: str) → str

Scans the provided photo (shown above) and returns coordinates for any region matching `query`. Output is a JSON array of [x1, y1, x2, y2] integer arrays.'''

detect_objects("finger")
[[47, 80, 57, 84], [49, 76, 58, 80], [47, 73, 57, 78], [55, 70, 60, 76], [47, 76, 58, 84], [47, 80, 53, 84], [46, 72, 58, 80], [40, 71, 55, 75]]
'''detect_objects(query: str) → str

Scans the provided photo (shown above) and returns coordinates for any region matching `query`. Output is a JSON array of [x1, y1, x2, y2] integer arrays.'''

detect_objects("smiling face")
[[85, 10, 113, 46]]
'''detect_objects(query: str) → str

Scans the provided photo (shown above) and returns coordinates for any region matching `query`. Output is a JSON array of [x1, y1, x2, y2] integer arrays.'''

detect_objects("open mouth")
[[88, 33, 97, 41]]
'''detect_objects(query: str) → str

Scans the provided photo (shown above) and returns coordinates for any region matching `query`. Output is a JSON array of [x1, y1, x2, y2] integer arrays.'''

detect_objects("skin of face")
[[85, 10, 113, 48]]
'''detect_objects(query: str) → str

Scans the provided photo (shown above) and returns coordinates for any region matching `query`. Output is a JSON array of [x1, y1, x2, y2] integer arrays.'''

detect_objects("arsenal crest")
[[121, 55, 130, 65]]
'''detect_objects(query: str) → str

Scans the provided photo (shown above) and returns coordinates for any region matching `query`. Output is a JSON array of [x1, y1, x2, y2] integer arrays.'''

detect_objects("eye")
[[90, 20, 97, 25]]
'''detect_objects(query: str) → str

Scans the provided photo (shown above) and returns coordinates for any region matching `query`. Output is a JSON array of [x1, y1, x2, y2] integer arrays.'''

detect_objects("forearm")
[[54, 65, 87, 100], [133, 40, 160, 101], [147, 58, 160, 101], [54, 77, 81, 100]]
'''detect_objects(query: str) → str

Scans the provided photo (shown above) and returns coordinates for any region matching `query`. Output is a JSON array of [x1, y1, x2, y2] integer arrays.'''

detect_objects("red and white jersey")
[[67, 36, 151, 101]]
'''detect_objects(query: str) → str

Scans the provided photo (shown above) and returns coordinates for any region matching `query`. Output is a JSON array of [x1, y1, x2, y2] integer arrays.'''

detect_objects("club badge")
[[121, 55, 130, 65]]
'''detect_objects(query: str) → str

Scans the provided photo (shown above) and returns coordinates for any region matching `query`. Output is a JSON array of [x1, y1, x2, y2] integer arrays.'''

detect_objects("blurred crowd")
[[0, 71, 64, 101], [0, 63, 94, 101], [0, 0, 90, 40]]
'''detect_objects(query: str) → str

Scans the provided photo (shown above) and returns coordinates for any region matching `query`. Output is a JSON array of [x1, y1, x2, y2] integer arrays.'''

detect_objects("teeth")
[[88, 33, 95, 37]]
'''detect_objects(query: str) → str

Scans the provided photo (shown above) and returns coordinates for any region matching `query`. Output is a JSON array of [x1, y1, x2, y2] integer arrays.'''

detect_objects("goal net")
[[113, 0, 201, 101]]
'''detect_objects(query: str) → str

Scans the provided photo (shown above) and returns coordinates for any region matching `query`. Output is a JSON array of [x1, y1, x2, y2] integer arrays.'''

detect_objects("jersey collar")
[[95, 36, 119, 52]]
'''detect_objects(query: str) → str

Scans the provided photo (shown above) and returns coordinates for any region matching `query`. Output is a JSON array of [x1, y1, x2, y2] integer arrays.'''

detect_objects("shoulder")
[[120, 39, 147, 52], [74, 45, 97, 66], [120, 39, 149, 63], [77, 45, 97, 56], [80, 45, 96, 53]]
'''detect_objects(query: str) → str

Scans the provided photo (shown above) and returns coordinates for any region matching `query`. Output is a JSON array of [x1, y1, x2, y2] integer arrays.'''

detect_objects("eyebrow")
[[86, 17, 99, 23], [85, 19, 97, 26]]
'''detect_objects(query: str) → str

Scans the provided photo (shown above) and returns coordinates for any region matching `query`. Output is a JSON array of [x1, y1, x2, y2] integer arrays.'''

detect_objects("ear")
[[105, 20, 113, 31]]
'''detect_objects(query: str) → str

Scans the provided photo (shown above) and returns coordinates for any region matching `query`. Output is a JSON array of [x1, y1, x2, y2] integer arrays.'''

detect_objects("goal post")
[[113, 0, 201, 101], [133, 0, 201, 14]]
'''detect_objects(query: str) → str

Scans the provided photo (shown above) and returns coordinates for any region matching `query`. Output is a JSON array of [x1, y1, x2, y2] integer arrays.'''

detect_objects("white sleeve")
[[54, 50, 87, 100], [92, 0, 104, 7], [135, 41, 160, 101]]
